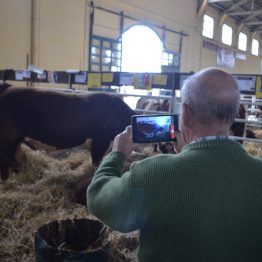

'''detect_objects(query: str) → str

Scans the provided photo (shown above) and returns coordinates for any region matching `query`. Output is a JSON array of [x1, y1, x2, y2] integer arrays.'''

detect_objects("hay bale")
[[0, 142, 139, 262], [243, 129, 262, 158]]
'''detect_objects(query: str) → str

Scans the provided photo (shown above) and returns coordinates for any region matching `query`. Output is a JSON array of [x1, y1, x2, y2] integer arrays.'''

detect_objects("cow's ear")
[[238, 104, 245, 118], [161, 99, 169, 111]]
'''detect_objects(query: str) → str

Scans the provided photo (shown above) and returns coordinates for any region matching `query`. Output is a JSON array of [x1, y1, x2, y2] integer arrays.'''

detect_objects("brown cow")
[[135, 97, 169, 113], [0, 86, 135, 180], [230, 104, 256, 142]]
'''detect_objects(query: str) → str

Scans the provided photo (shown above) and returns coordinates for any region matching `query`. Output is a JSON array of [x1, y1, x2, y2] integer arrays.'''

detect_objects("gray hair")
[[181, 68, 240, 125]]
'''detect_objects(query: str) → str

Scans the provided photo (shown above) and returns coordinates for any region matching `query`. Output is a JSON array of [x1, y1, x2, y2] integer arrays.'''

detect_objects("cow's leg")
[[91, 137, 111, 165], [75, 172, 94, 205], [0, 144, 20, 181], [0, 164, 10, 181]]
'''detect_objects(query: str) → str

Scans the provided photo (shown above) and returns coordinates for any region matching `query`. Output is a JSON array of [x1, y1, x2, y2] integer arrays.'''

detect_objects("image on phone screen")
[[132, 114, 179, 143]]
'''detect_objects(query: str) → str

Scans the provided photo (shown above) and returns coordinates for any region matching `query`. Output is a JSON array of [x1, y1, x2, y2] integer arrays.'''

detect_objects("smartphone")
[[131, 114, 179, 143]]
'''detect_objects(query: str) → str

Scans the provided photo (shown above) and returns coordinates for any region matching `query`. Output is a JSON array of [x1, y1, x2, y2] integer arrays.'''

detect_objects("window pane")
[[111, 66, 118, 72], [202, 15, 214, 39], [238, 32, 247, 51], [162, 60, 168, 66], [251, 39, 259, 56], [163, 52, 169, 60], [105, 50, 112, 57], [222, 24, 232, 46], [103, 42, 110, 48], [91, 47, 97, 54], [92, 64, 99, 71], [104, 57, 111, 64], [93, 39, 100, 46], [122, 25, 163, 72]]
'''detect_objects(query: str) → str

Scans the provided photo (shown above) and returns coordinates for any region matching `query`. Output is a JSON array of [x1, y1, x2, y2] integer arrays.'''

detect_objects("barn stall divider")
[[1, 68, 262, 144]]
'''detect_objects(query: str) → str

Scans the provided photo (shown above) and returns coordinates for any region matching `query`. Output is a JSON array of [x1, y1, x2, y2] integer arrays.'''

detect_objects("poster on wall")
[[255, 76, 262, 98], [87, 73, 101, 87], [133, 73, 152, 90], [217, 48, 235, 68]]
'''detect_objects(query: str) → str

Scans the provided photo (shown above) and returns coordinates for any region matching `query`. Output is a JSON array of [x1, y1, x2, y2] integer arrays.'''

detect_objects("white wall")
[[0, 0, 31, 69], [0, 0, 261, 76]]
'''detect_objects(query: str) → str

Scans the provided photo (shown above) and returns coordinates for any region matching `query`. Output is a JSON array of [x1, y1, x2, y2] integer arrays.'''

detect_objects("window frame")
[[90, 35, 122, 72], [251, 38, 260, 56], [202, 14, 214, 39], [221, 24, 233, 46], [238, 32, 247, 52]]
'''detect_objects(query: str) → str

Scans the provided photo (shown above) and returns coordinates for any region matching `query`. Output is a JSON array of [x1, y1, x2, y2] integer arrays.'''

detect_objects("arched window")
[[120, 25, 163, 108], [121, 25, 163, 72]]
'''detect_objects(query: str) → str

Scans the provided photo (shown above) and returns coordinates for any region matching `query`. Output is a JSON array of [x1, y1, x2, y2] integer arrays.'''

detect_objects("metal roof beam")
[[251, 31, 257, 38], [228, 9, 262, 16], [237, 23, 244, 34], [219, 14, 227, 27], [251, 0, 255, 10], [208, 0, 234, 2], [245, 20, 262, 25], [254, 24, 262, 30], [224, 0, 251, 12], [240, 1, 258, 23], [198, 0, 208, 17]]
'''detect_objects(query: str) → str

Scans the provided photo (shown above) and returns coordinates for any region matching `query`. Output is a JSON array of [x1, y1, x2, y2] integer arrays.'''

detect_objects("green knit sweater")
[[87, 139, 262, 262]]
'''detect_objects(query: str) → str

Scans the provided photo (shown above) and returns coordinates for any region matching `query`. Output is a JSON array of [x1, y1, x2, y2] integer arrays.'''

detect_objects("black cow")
[[0, 86, 135, 180]]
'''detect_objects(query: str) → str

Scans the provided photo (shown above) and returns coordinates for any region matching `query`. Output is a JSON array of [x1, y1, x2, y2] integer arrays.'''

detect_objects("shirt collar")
[[190, 135, 234, 145]]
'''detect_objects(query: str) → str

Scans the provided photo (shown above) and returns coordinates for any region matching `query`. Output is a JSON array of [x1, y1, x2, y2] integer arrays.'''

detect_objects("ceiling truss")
[[199, 0, 262, 37]]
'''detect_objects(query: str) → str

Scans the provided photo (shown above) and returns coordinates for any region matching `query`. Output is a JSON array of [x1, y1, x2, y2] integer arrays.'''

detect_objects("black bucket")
[[34, 218, 108, 262]]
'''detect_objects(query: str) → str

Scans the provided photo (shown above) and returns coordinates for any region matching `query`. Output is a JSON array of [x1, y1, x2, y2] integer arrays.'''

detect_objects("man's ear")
[[181, 103, 193, 129]]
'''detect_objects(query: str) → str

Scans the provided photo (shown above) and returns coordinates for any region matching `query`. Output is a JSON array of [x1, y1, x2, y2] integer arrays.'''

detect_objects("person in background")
[[87, 67, 262, 262]]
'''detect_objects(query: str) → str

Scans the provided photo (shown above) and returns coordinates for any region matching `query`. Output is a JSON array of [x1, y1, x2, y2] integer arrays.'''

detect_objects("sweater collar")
[[182, 137, 244, 152], [190, 135, 234, 145]]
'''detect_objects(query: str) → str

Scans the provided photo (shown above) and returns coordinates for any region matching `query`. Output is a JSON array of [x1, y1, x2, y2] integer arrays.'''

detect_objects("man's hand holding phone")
[[112, 126, 134, 157]]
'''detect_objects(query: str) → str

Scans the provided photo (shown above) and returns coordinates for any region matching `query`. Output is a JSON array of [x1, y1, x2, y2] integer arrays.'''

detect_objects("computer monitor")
[[233, 74, 256, 95], [52, 71, 70, 84], [73, 71, 87, 84], [0, 69, 16, 81], [15, 70, 31, 81], [31, 70, 48, 82], [174, 72, 193, 90]]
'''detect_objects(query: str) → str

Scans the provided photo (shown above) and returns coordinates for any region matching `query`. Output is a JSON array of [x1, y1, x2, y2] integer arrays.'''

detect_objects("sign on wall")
[[256, 76, 262, 98], [217, 48, 235, 68]]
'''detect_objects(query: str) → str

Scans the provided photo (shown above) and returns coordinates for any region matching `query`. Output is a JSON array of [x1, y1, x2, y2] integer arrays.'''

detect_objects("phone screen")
[[131, 114, 179, 143]]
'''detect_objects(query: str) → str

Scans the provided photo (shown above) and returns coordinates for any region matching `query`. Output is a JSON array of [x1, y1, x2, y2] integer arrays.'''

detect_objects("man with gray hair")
[[87, 68, 262, 262], [180, 67, 240, 144]]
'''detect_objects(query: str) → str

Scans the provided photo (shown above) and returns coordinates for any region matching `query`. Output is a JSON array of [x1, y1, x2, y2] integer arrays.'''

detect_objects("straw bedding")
[[0, 132, 261, 261], [0, 140, 153, 261], [243, 129, 262, 158]]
